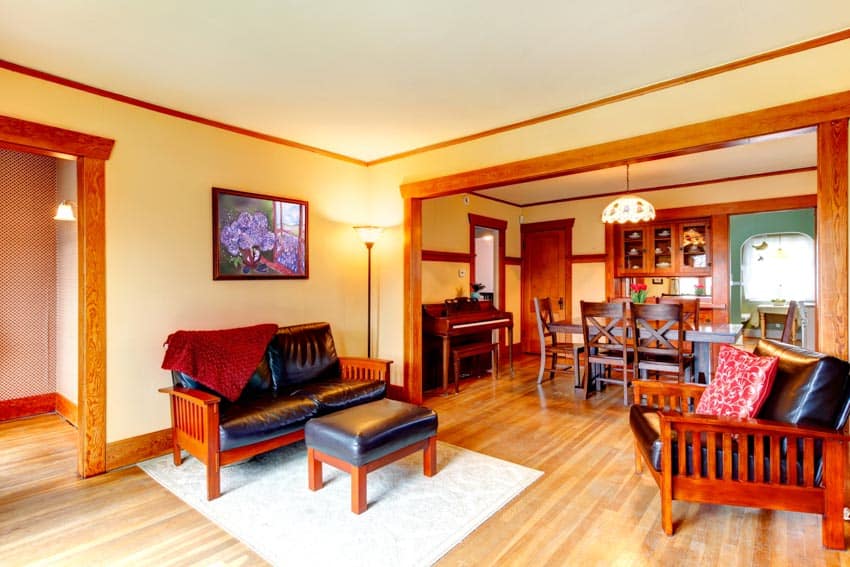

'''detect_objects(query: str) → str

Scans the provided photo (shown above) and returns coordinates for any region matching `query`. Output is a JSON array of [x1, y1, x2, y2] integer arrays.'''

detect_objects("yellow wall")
[[1, 36, 848, 444], [421, 193, 522, 342], [1, 69, 373, 442]]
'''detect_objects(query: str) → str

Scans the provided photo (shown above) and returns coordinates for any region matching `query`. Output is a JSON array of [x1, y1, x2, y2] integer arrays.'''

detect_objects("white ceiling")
[[478, 129, 817, 206], [1, 1, 848, 162]]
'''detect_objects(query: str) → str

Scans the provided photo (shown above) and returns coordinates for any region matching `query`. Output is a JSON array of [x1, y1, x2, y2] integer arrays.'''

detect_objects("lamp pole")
[[365, 240, 374, 358], [353, 226, 383, 358]]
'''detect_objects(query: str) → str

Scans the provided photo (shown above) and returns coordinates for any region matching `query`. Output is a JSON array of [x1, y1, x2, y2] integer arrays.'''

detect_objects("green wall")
[[728, 208, 815, 326]]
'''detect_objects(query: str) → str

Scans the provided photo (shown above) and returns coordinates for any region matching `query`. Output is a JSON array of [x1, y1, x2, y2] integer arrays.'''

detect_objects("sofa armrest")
[[338, 357, 392, 383], [632, 380, 706, 412], [159, 386, 220, 405], [656, 410, 847, 489], [659, 411, 847, 440]]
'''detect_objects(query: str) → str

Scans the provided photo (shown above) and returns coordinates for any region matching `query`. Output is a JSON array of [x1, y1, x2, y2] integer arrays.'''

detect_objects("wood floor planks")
[[0, 356, 847, 565]]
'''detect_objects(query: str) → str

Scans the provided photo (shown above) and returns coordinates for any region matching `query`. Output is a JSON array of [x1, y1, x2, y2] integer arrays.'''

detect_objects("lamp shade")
[[353, 225, 383, 245], [601, 195, 655, 224], [53, 200, 76, 221]]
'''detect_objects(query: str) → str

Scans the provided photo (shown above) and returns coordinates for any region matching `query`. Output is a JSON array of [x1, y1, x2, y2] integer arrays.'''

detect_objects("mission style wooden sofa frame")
[[632, 373, 848, 549], [159, 322, 392, 500]]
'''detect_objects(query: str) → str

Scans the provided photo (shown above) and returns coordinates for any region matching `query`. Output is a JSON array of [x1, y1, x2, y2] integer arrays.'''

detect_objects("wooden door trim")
[[817, 120, 849, 358], [0, 113, 113, 477], [404, 197, 423, 404], [468, 214, 508, 311]]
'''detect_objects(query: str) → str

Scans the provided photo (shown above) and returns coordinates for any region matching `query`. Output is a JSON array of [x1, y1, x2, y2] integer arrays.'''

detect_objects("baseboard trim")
[[0, 393, 56, 421], [106, 428, 173, 471], [55, 393, 78, 427]]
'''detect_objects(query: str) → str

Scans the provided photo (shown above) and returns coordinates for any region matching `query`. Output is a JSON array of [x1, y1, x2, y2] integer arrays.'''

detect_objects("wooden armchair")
[[630, 339, 850, 549]]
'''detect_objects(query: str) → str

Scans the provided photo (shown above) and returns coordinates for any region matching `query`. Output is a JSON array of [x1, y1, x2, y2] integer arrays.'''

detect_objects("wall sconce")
[[53, 200, 76, 222], [353, 226, 384, 357]]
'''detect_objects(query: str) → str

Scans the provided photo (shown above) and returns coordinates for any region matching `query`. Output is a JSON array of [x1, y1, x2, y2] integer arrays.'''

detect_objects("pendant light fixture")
[[601, 164, 656, 224], [53, 200, 76, 221]]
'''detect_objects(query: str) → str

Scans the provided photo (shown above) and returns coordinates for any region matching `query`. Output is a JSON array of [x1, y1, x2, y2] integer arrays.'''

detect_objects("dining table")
[[547, 319, 743, 398]]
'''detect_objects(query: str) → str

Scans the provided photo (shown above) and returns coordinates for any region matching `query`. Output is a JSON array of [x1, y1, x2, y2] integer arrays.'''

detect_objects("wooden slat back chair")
[[534, 297, 584, 384], [657, 296, 699, 379], [580, 300, 632, 405], [658, 297, 700, 332], [630, 302, 693, 383], [780, 300, 799, 344]]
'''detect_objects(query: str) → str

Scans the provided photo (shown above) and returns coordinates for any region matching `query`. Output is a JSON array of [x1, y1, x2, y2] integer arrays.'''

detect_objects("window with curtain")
[[741, 232, 815, 301]]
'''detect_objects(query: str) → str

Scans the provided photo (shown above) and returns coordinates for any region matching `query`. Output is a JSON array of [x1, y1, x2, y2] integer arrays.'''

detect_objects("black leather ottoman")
[[305, 399, 438, 513]]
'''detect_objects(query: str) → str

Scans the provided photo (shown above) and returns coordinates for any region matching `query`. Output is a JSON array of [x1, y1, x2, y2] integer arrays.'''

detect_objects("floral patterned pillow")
[[695, 345, 779, 418]]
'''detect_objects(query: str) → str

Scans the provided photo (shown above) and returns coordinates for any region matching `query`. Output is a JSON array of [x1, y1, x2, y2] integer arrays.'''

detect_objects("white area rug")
[[139, 441, 541, 566]]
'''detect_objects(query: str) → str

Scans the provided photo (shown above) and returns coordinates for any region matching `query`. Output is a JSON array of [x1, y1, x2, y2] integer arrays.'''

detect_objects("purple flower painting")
[[212, 188, 308, 279]]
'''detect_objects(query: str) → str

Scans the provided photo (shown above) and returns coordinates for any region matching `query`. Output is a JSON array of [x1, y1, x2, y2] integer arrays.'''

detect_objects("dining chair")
[[658, 296, 700, 331], [780, 300, 799, 344], [580, 300, 632, 405], [629, 302, 693, 383], [534, 297, 584, 384], [657, 296, 699, 379]]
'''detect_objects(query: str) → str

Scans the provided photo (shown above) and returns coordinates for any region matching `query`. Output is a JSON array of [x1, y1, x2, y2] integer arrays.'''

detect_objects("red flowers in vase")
[[630, 282, 648, 303]]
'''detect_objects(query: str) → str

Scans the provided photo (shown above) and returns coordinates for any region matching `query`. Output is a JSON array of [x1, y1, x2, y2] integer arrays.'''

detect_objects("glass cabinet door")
[[651, 225, 674, 272], [622, 227, 646, 272], [679, 221, 710, 272]]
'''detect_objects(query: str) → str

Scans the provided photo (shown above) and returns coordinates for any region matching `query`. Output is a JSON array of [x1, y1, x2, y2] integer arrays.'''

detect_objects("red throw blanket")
[[162, 323, 279, 401]]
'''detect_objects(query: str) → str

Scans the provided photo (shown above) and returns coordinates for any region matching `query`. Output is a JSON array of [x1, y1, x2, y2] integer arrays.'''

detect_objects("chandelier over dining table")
[[601, 164, 656, 224]]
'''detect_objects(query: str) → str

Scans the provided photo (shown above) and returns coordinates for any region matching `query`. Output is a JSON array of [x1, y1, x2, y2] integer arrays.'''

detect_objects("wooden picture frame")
[[212, 187, 308, 279]]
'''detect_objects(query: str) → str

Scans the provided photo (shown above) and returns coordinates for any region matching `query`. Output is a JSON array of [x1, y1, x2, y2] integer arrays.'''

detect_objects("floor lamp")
[[353, 226, 383, 357]]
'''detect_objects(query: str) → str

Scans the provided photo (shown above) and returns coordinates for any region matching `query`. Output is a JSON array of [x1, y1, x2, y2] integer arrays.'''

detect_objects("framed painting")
[[212, 187, 308, 279]]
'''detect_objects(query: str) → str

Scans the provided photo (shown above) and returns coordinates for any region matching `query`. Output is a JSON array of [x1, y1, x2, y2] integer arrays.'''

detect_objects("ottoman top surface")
[[307, 399, 436, 436], [305, 399, 438, 465]]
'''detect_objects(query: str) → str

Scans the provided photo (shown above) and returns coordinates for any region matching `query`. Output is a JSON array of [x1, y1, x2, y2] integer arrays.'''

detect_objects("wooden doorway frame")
[[0, 115, 114, 477], [468, 213, 507, 310], [401, 91, 850, 403]]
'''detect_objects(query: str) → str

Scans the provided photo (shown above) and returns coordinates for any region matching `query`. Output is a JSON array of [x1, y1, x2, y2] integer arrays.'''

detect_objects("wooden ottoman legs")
[[308, 436, 437, 514]]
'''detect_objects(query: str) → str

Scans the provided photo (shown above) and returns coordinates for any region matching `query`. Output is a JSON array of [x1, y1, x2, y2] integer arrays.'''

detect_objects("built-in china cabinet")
[[615, 218, 711, 277]]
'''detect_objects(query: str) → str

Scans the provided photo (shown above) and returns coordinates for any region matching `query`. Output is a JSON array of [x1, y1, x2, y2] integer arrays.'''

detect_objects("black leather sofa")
[[630, 338, 850, 549], [160, 322, 391, 500]]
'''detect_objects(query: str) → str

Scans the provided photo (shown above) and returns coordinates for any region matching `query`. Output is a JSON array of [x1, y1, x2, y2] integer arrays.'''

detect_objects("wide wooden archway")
[[0, 115, 113, 477], [401, 91, 850, 404]]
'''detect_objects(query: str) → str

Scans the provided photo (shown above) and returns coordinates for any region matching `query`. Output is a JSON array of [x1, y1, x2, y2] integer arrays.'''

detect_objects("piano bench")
[[451, 341, 499, 393]]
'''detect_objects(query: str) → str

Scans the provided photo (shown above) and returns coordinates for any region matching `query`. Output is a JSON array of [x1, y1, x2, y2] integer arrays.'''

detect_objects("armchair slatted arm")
[[338, 357, 392, 382], [158, 386, 222, 499]]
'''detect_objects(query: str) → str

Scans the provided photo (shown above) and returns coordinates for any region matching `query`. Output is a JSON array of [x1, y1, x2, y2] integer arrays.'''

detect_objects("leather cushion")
[[284, 379, 386, 414], [754, 339, 850, 430], [219, 393, 318, 451], [695, 345, 778, 418], [269, 322, 341, 387], [305, 399, 438, 466]]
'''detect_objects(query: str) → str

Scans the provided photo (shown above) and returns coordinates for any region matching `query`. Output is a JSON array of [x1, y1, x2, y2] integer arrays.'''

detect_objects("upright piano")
[[422, 299, 514, 392]]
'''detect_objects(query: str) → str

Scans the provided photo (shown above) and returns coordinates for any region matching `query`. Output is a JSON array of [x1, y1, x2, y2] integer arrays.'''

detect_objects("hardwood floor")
[[1, 356, 847, 565]]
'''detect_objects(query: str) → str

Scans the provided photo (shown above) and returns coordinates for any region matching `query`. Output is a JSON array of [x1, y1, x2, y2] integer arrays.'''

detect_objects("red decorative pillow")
[[695, 345, 779, 418]]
